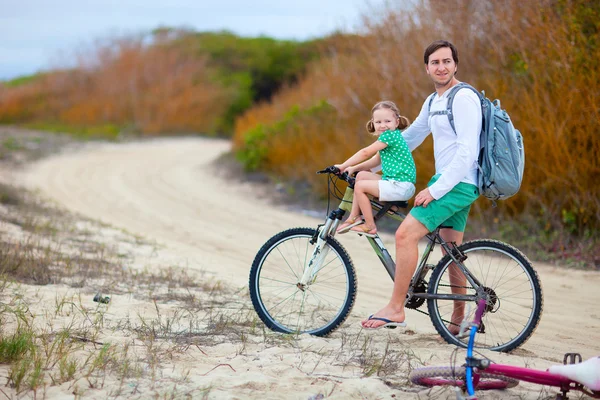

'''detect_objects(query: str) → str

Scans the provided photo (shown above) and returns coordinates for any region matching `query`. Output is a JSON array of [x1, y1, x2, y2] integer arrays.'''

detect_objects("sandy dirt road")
[[20, 136, 600, 397]]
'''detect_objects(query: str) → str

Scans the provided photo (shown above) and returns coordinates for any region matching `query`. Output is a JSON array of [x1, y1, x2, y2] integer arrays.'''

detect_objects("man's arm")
[[428, 90, 482, 199], [402, 94, 434, 151]]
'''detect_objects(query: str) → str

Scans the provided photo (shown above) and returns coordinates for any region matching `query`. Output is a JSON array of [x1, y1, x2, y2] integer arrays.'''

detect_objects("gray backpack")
[[428, 82, 525, 203]]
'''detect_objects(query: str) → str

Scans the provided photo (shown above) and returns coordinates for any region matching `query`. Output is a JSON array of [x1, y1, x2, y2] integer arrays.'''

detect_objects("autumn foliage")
[[232, 0, 599, 263], [0, 30, 319, 137], [0, 0, 598, 264]]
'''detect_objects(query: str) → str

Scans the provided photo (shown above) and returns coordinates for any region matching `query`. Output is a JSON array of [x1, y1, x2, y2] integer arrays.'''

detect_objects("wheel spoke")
[[249, 228, 356, 336], [427, 240, 542, 352]]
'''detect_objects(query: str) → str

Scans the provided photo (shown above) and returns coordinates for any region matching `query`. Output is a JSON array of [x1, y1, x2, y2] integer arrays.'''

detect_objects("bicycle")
[[249, 166, 543, 352], [409, 298, 600, 399]]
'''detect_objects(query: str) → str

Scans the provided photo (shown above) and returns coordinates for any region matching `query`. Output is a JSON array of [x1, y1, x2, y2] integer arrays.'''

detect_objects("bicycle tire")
[[249, 227, 356, 336], [410, 366, 519, 390], [427, 239, 543, 352]]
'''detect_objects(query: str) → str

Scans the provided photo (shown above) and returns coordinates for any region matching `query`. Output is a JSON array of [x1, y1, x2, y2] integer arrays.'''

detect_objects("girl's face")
[[372, 108, 399, 134]]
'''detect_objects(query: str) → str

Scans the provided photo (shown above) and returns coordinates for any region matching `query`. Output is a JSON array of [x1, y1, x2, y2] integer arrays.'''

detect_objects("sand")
[[12, 136, 600, 399]]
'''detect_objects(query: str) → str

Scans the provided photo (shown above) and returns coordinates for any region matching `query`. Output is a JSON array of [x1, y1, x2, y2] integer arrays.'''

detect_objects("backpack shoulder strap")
[[445, 82, 483, 133], [427, 83, 484, 133], [426, 92, 436, 113]]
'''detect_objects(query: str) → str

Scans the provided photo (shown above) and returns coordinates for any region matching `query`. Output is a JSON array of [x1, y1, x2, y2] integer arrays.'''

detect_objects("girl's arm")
[[346, 154, 381, 176], [335, 141, 386, 173]]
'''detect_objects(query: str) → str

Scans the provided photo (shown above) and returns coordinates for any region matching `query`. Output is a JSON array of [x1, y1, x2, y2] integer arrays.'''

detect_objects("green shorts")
[[410, 174, 479, 232]]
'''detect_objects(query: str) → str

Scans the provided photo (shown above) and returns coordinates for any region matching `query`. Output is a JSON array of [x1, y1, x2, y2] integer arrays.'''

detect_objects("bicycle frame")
[[251, 166, 543, 346], [464, 300, 600, 399], [364, 205, 485, 304], [298, 208, 342, 285], [300, 168, 487, 306]]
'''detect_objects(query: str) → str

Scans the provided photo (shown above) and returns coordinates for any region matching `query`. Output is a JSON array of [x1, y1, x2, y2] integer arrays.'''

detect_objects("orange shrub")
[[233, 0, 600, 241], [0, 34, 231, 136]]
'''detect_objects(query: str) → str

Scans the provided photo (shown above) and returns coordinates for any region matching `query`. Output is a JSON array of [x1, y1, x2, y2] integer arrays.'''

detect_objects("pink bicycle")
[[409, 299, 600, 399]]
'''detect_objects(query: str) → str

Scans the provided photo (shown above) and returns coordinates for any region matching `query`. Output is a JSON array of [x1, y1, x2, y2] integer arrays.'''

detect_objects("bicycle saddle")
[[548, 356, 600, 390]]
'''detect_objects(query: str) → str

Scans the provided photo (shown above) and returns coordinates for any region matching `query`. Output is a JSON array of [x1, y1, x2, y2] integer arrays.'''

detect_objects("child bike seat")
[[387, 200, 409, 208], [548, 356, 600, 390], [373, 198, 408, 209], [371, 199, 408, 220]]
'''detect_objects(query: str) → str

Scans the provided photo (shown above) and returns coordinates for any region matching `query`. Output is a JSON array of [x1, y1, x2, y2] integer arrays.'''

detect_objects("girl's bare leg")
[[352, 178, 381, 234], [341, 171, 380, 223], [346, 190, 361, 220]]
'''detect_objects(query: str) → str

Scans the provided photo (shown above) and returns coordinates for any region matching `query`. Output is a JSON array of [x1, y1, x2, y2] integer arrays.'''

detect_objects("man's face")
[[425, 47, 457, 88]]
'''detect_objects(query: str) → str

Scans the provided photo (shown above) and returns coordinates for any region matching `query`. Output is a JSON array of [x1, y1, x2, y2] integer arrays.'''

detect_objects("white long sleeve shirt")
[[402, 86, 482, 199]]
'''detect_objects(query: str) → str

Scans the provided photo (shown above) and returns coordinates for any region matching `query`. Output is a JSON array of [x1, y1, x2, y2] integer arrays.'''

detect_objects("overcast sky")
[[0, 0, 390, 80]]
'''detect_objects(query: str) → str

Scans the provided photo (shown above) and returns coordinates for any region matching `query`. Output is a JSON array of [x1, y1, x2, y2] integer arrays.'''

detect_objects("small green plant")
[[0, 182, 22, 205], [2, 137, 23, 151], [24, 122, 122, 140], [8, 356, 32, 392], [0, 331, 35, 363], [58, 355, 78, 383], [6, 347, 45, 393], [28, 356, 45, 392]]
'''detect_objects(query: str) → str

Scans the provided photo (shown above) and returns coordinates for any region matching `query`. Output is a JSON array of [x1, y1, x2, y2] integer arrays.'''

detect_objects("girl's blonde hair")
[[366, 100, 410, 134]]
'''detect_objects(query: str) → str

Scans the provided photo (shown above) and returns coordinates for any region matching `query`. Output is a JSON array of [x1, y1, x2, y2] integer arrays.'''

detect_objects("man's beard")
[[434, 74, 454, 88]]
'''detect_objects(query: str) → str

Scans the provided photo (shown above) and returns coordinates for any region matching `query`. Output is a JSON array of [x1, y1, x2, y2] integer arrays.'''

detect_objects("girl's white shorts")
[[378, 180, 415, 201]]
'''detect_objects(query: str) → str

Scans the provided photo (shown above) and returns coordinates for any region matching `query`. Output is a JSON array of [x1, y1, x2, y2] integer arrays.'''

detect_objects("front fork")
[[298, 209, 345, 287]]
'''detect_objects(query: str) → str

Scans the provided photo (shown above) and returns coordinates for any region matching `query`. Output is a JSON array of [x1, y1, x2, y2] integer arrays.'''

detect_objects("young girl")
[[334, 101, 416, 237]]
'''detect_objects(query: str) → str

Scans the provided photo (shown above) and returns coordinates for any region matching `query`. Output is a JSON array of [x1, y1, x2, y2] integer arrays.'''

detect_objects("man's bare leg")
[[439, 228, 466, 335], [361, 215, 429, 328]]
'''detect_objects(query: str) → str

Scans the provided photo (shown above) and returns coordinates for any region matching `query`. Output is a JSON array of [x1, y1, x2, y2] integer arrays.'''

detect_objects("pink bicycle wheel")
[[410, 366, 519, 390]]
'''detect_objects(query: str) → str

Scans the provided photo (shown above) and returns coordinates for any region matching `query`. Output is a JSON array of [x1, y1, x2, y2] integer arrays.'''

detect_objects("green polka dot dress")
[[378, 129, 416, 183]]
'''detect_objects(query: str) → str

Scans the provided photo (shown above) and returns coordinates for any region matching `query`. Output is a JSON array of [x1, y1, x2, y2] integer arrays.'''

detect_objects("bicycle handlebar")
[[317, 166, 355, 186], [316, 165, 341, 175]]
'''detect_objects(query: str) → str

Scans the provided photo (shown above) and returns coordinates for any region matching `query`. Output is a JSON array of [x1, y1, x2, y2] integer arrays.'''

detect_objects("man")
[[362, 40, 482, 331]]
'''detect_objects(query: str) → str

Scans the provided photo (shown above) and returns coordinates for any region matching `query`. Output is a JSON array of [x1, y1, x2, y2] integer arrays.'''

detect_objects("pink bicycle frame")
[[481, 364, 573, 387], [466, 299, 594, 399]]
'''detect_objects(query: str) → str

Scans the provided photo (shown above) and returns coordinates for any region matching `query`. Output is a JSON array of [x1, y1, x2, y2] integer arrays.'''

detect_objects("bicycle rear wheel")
[[427, 239, 543, 352], [410, 366, 519, 390], [249, 227, 356, 336]]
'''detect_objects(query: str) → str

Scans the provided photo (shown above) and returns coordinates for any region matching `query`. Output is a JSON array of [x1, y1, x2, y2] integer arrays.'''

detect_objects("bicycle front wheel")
[[427, 240, 543, 352], [249, 227, 356, 336], [410, 366, 519, 390]]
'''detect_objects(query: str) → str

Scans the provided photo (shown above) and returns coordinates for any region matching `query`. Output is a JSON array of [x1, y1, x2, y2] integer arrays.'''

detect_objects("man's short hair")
[[424, 40, 459, 65]]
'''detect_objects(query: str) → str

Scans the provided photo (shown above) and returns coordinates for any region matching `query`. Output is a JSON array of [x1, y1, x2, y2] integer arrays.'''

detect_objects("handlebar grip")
[[316, 166, 356, 186], [317, 166, 341, 175]]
